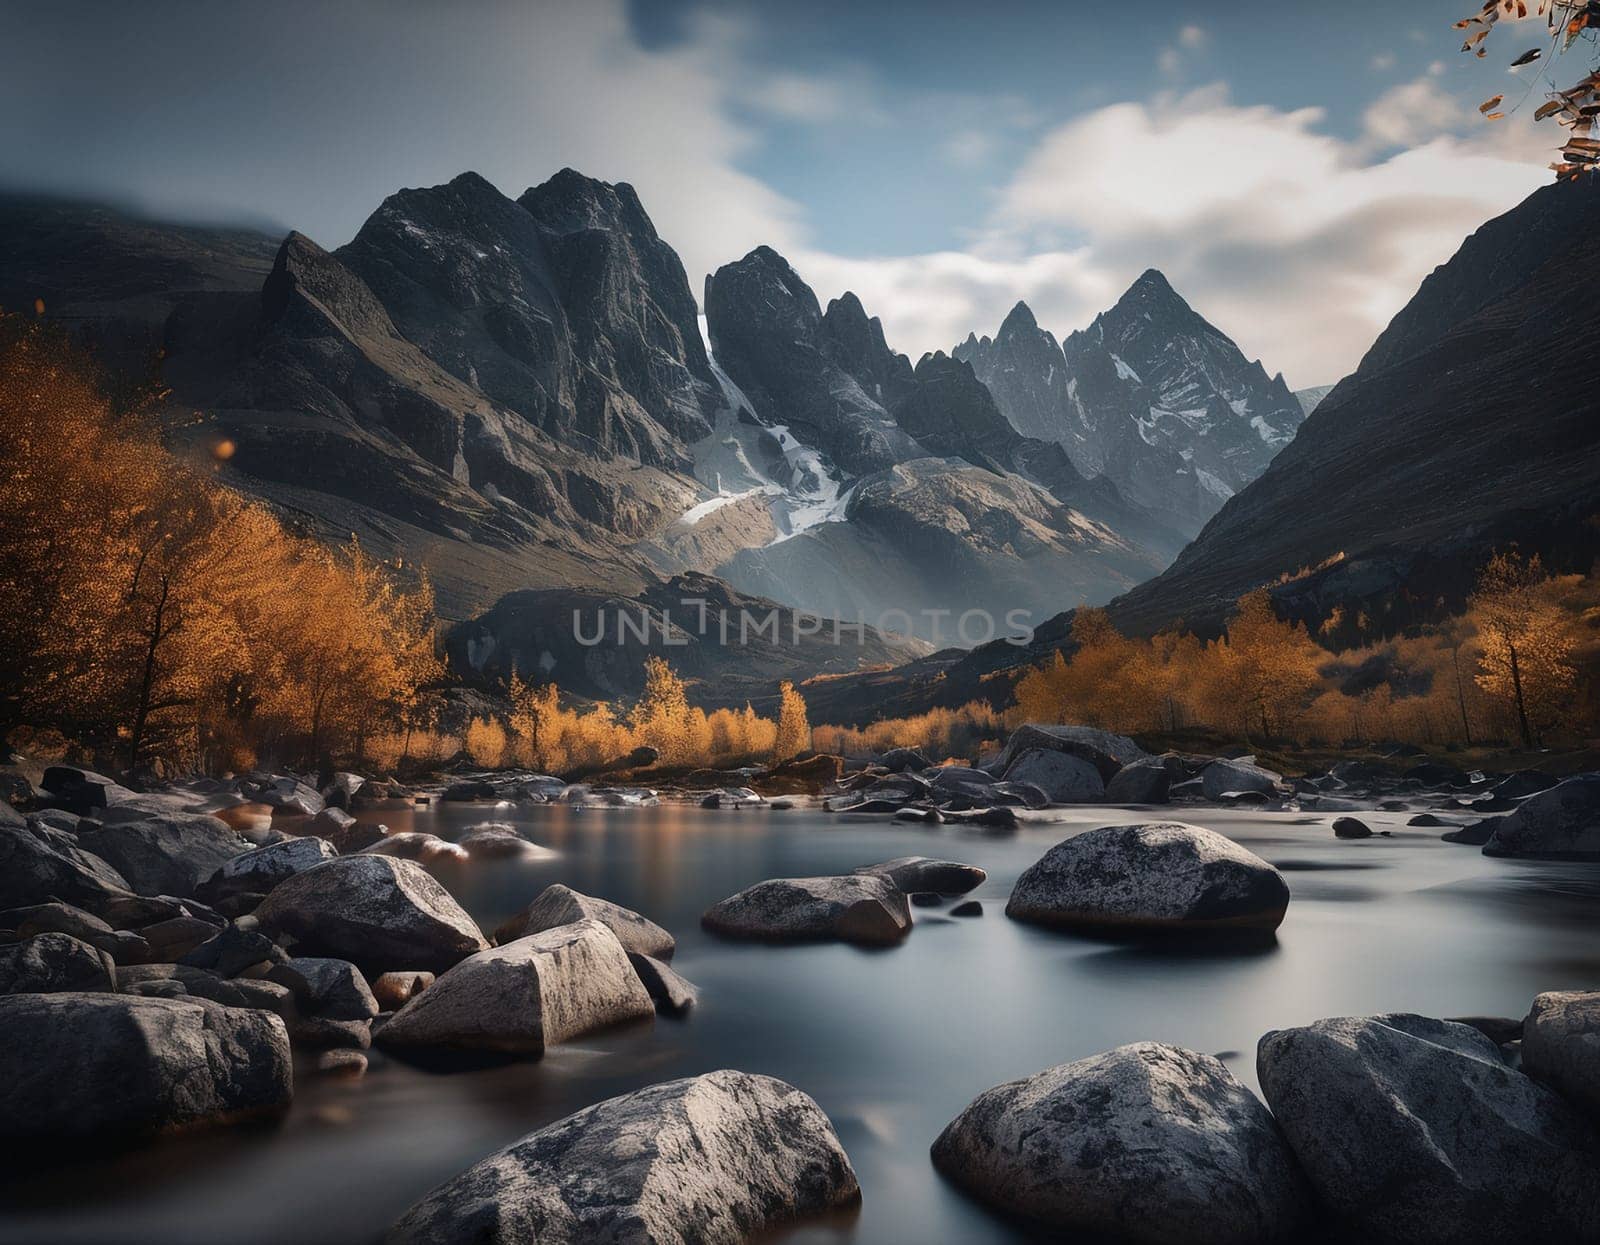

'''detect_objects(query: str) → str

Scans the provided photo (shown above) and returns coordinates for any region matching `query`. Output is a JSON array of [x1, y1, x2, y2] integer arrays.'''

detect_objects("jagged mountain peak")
[[519, 167, 652, 234], [998, 299, 1040, 337]]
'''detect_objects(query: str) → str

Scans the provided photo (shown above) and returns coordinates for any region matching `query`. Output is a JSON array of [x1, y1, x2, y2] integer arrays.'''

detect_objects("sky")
[[0, 0, 1570, 386]]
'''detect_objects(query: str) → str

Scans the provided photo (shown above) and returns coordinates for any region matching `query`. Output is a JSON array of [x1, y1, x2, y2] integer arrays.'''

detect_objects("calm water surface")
[[5, 801, 1600, 1244]]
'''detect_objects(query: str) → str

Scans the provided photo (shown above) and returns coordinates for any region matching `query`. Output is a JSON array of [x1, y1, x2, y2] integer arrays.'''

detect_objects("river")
[[4, 800, 1598, 1244]]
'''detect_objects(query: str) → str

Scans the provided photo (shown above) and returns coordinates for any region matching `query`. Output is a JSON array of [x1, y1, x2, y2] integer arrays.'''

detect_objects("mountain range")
[[8, 168, 1589, 715], [955, 273, 1306, 535], [801, 174, 1600, 723]]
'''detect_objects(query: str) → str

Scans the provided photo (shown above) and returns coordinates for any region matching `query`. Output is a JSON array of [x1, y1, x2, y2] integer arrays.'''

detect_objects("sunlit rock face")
[[956, 271, 1305, 536]]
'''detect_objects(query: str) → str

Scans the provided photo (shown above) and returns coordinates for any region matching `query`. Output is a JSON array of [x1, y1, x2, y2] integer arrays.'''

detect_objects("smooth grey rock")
[[1105, 759, 1172, 804], [493, 883, 674, 959], [377, 920, 652, 1055], [316, 1048, 368, 1077], [75, 812, 251, 899], [322, 772, 365, 809], [252, 776, 325, 816], [1523, 991, 1600, 1115], [0, 931, 116, 993], [950, 900, 982, 917], [201, 836, 337, 903], [1007, 822, 1290, 933], [932, 1043, 1310, 1244], [985, 723, 1148, 782], [0, 992, 292, 1142], [267, 956, 379, 1020], [1258, 1013, 1600, 1244], [383, 1070, 858, 1244], [1002, 749, 1106, 803], [359, 831, 467, 865], [853, 856, 986, 894], [458, 823, 556, 859], [253, 856, 487, 974], [1483, 775, 1600, 859], [1332, 816, 1373, 839], [0, 818, 132, 912], [627, 951, 698, 1016], [702, 874, 911, 945], [1201, 760, 1285, 801]]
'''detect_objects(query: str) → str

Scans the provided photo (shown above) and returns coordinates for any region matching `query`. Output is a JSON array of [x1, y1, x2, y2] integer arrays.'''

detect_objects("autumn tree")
[[774, 680, 811, 760], [631, 655, 692, 763], [1454, 1, 1600, 179], [1194, 590, 1325, 740], [1470, 550, 1577, 747]]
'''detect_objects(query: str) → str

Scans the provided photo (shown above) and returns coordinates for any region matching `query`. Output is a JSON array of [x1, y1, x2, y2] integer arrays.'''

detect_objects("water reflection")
[[5, 803, 1600, 1244]]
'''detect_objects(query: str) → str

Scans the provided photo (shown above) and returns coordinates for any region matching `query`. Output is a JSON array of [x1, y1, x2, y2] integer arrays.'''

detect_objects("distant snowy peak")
[[957, 270, 1305, 536]]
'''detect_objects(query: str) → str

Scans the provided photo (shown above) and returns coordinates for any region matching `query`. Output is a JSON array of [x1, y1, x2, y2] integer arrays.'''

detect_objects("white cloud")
[[805, 82, 1550, 387], [1371, 51, 1397, 71], [1179, 25, 1208, 50], [1361, 76, 1467, 150], [1158, 23, 1208, 77]]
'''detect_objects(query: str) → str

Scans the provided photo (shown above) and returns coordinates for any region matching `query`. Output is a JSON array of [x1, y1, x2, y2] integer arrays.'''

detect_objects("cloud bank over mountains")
[[2, 0, 1552, 386]]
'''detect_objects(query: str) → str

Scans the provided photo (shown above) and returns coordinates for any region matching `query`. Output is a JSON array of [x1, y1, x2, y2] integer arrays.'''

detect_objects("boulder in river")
[[253, 856, 488, 974], [1522, 990, 1600, 1115], [1482, 775, 1600, 859], [377, 919, 653, 1055], [0, 931, 116, 993], [0, 900, 148, 963], [0, 992, 292, 1144], [985, 723, 1148, 782], [359, 831, 467, 865], [1006, 822, 1290, 934], [1002, 749, 1105, 803], [932, 1042, 1310, 1244], [371, 970, 434, 1010], [494, 883, 675, 959], [881, 746, 933, 773], [1201, 760, 1285, 801], [1332, 816, 1373, 839], [1258, 1012, 1600, 1245], [382, 1070, 858, 1244], [627, 951, 698, 1016], [1105, 759, 1172, 804], [853, 856, 985, 894], [702, 873, 911, 946]]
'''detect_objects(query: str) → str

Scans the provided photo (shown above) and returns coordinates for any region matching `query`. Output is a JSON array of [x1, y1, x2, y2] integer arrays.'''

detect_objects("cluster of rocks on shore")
[[6, 739, 1600, 1242]]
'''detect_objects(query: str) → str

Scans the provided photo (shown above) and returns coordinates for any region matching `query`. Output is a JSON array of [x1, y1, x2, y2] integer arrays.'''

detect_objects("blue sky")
[[0, 1, 1564, 384]]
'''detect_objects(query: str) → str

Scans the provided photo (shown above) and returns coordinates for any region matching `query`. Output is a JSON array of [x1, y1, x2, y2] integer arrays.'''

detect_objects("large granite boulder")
[[1002, 749, 1105, 803], [702, 874, 911, 945], [377, 920, 653, 1055], [0, 992, 292, 1143], [75, 811, 252, 898], [853, 856, 986, 894], [40, 765, 135, 813], [201, 835, 337, 903], [493, 883, 674, 959], [253, 856, 487, 974], [986, 723, 1148, 782], [1258, 1013, 1600, 1244], [932, 1043, 1310, 1243], [1201, 760, 1285, 801], [628, 952, 698, 1016], [1007, 823, 1290, 933], [383, 1070, 859, 1244], [0, 931, 116, 993], [1523, 990, 1600, 1115], [1482, 776, 1600, 859]]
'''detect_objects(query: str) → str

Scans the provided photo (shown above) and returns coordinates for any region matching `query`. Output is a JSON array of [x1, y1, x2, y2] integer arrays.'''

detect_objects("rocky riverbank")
[[3, 730, 1600, 1240]]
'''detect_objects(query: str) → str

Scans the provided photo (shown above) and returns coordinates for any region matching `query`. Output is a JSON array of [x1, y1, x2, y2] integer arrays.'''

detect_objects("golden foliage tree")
[[0, 313, 441, 771], [774, 680, 811, 761], [1470, 550, 1577, 747], [630, 655, 693, 764]]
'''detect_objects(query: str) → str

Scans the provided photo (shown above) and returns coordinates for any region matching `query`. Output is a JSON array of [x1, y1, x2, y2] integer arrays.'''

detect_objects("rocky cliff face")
[[956, 271, 1305, 534]]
